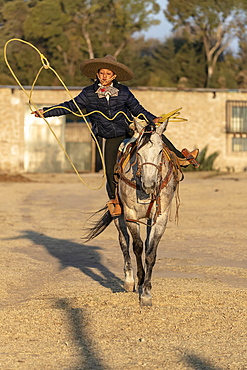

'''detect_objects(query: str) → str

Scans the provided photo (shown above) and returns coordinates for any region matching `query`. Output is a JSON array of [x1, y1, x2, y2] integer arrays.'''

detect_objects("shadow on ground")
[[56, 298, 108, 370], [182, 352, 222, 370], [7, 230, 124, 293]]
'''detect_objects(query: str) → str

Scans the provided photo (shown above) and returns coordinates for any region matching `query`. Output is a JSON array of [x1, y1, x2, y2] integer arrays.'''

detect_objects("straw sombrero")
[[80, 55, 134, 81]]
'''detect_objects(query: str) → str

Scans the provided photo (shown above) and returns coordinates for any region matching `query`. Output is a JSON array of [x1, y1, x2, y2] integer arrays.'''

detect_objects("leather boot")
[[179, 148, 200, 168], [107, 195, 122, 216]]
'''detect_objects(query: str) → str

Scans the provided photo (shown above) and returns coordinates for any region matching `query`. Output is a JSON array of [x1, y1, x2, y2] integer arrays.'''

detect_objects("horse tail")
[[83, 205, 113, 243]]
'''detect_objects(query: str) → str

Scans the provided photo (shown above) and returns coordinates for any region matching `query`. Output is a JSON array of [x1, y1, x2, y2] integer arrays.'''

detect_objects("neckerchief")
[[96, 84, 119, 99]]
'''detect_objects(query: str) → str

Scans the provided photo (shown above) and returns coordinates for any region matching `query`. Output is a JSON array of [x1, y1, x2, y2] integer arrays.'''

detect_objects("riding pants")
[[105, 135, 128, 199]]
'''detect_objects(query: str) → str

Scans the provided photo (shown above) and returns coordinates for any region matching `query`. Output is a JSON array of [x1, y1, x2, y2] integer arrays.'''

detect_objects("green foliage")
[[184, 145, 220, 172], [126, 34, 207, 88], [210, 53, 239, 89]]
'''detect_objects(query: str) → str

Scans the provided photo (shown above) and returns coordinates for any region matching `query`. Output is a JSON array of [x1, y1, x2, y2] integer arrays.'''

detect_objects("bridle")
[[136, 152, 165, 181], [115, 129, 174, 226]]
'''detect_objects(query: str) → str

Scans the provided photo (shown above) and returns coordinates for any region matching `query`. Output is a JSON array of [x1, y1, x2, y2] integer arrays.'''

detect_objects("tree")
[[235, 25, 247, 88], [0, 0, 161, 86], [132, 33, 207, 88], [0, 0, 35, 85], [164, 0, 246, 87]]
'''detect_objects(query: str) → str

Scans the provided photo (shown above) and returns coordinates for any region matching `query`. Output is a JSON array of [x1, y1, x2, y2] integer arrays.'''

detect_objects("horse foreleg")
[[141, 214, 169, 307], [114, 216, 135, 292], [126, 221, 145, 289]]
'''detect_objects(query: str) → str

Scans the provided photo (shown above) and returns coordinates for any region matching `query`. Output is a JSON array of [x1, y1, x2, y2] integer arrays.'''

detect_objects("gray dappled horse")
[[85, 119, 178, 306]]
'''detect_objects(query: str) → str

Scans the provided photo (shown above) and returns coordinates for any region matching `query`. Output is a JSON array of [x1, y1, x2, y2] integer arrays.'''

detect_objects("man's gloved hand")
[[153, 116, 162, 124]]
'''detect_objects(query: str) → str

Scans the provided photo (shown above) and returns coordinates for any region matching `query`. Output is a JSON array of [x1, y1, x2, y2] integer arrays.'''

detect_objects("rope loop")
[[40, 54, 50, 69]]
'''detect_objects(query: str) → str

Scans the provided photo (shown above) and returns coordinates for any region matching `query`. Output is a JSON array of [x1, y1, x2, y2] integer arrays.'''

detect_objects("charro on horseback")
[[32, 54, 199, 215]]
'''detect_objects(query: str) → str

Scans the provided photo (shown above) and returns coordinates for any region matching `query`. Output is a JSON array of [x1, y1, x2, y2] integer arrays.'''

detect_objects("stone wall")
[[132, 88, 247, 172], [1, 86, 247, 173], [0, 87, 25, 172]]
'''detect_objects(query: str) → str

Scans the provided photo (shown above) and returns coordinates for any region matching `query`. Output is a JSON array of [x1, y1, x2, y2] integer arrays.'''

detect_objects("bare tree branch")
[[81, 14, 94, 59]]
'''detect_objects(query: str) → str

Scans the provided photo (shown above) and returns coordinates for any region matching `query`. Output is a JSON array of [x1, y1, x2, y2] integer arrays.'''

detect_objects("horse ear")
[[131, 118, 146, 133], [156, 119, 169, 136]]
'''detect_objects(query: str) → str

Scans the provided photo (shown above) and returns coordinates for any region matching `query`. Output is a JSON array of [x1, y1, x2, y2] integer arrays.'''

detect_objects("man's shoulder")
[[116, 83, 131, 94], [82, 83, 96, 93]]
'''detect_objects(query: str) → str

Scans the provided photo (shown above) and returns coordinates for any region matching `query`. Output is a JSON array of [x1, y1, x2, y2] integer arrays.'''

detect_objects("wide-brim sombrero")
[[80, 55, 134, 81]]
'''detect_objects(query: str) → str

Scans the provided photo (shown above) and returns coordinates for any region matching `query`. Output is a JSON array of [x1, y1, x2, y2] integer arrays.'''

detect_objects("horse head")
[[133, 118, 168, 195]]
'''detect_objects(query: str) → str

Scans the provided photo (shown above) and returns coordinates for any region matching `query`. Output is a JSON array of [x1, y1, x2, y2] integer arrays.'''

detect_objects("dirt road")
[[0, 171, 247, 369]]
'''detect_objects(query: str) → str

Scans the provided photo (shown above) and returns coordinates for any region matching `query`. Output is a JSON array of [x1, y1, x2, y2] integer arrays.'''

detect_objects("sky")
[[142, 0, 172, 41]]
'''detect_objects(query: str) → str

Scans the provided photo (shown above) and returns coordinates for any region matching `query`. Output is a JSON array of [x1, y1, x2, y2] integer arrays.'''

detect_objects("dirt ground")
[[0, 170, 247, 370]]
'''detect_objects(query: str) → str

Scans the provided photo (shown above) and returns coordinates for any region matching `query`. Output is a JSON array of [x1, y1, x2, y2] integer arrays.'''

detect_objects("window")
[[232, 137, 247, 152], [226, 101, 247, 152]]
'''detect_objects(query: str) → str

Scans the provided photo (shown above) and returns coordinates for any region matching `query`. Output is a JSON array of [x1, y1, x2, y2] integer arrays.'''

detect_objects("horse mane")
[[138, 131, 152, 150]]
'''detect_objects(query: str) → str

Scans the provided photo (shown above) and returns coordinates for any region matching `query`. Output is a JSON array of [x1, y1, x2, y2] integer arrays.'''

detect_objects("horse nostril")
[[142, 181, 156, 194]]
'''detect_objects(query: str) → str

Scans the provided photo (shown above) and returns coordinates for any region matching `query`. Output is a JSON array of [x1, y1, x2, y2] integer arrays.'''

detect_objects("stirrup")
[[180, 148, 200, 168], [107, 199, 122, 216]]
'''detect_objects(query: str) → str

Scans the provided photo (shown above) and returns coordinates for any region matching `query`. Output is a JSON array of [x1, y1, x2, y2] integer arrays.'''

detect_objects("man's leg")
[[105, 135, 127, 216], [162, 135, 185, 159], [162, 134, 199, 168]]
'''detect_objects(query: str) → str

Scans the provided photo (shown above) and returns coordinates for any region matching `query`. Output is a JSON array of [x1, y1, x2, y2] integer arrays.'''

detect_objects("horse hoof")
[[140, 295, 152, 307], [124, 281, 135, 292]]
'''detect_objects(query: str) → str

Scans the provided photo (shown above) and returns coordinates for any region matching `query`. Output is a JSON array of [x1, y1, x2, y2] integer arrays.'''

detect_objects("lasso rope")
[[4, 38, 107, 190], [4, 38, 187, 190]]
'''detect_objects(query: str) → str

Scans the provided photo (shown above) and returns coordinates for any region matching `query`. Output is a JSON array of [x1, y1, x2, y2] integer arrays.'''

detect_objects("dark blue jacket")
[[43, 80, 156, 139]]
